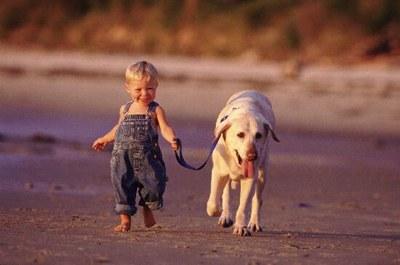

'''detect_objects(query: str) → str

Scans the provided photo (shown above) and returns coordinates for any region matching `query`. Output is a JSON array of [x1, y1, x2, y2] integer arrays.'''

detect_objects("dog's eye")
[[237, 132, 245, 138], [255, 132, 262, 139]]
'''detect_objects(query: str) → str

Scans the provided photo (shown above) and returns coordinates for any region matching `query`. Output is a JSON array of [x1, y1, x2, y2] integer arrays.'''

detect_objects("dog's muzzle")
[[234, 149, 257, 178], [234, 149, 258, 165], [246, 144, 258, 161]]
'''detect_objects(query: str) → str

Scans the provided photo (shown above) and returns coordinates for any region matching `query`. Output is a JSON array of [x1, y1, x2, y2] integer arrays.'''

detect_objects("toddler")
[[92, 61, 177, 232]]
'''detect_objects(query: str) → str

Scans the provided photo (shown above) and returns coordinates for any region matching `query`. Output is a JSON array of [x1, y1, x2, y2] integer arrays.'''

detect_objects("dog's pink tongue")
[[243, 160, 254, 178]]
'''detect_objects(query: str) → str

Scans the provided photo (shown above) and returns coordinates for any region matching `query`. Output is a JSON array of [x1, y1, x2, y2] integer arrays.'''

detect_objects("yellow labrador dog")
[[207, 90, 279, 236]]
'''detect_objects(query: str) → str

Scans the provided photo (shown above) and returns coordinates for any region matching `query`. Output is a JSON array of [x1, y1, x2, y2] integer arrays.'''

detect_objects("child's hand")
[[92, 137, 108, 151], [170, 138, 179, 151]]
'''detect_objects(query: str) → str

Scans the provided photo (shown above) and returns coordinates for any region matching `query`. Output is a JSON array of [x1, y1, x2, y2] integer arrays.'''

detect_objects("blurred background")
[[1, 0, 400, 141], [0, 0, 399, 63]]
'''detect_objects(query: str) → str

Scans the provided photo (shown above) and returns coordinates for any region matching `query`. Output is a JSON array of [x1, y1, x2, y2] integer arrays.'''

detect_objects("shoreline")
[[1, 45, 400, 84], [1, 47, 400, 141]]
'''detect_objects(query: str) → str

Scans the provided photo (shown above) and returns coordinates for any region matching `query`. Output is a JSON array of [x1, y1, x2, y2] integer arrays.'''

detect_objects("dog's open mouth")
[[234, 149, 255, 178], [234, 149, 243, 165]]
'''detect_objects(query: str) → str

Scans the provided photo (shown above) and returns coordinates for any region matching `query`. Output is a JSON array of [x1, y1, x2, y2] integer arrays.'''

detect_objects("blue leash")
[[174, 136, 221, 170]]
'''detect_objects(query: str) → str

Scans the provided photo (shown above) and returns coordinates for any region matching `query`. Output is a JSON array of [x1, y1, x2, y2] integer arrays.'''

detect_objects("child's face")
[[125, 78, 157, 105]]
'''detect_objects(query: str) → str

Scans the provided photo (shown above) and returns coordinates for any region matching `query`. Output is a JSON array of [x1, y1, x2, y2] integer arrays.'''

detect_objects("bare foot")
[[114, 214, 131, 232], [143, 206, 156, 228], [113, 223, 130, 232]]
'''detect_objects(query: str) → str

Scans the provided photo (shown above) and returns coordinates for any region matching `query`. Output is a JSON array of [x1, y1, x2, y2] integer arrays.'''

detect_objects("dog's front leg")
[[207, 168, 228, 217], [233, 177, 255, 236], [248, 168, 266, 232], [218, 180, 234, 227]]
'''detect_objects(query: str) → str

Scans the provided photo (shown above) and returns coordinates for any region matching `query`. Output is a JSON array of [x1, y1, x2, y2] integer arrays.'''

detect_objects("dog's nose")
[[246, 145, 257, 161], [247, 152, 257, 161]]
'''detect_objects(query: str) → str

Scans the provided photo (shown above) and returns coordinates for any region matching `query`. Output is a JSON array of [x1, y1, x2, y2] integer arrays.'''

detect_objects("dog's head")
[[215, 113, 279, 178]]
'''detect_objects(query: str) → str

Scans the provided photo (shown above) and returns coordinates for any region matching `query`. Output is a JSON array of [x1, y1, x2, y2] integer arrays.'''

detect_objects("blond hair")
[[125, 61, 159, 87]]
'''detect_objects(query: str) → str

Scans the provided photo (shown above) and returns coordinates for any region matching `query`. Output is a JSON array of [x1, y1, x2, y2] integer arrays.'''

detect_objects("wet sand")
[[0, 49, 400, 264]]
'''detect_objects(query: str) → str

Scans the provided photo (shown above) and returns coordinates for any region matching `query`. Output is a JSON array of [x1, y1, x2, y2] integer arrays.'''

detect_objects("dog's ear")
[[264, 123, 280, 142], [215, 122, 231, 141]]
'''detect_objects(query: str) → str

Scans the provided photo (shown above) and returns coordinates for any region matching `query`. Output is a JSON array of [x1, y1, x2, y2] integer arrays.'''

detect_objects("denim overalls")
[[111, 101, 167, 216]]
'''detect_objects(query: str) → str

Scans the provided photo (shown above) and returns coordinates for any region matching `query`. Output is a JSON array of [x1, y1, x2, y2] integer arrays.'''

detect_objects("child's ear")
[[124, 82, 130, 93]]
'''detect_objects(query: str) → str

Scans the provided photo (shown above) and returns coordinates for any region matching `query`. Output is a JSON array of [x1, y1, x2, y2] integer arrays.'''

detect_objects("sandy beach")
[[0, 48, 399, 265]]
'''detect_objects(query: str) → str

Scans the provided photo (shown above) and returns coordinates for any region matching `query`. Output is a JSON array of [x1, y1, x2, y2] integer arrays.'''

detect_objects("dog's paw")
[[218, 216, 233, 228], [206, 202, 222, 217], [233, 225, 251, 236], [247, 222, 263, 232]]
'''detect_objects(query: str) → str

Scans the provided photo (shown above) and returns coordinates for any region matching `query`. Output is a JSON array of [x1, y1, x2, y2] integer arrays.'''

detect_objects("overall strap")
[[147, 101, 159, 114], [146, 101, 159, 137], [123, 101, 133, 115]]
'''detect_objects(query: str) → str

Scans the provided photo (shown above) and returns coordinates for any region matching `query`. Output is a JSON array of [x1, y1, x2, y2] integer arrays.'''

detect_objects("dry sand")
[[0, 48, 399, 264]]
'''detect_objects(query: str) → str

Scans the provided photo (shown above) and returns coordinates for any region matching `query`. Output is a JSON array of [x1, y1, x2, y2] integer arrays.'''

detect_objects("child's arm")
[[92, 105, 125, 151], [155, 106, 178, 150]]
